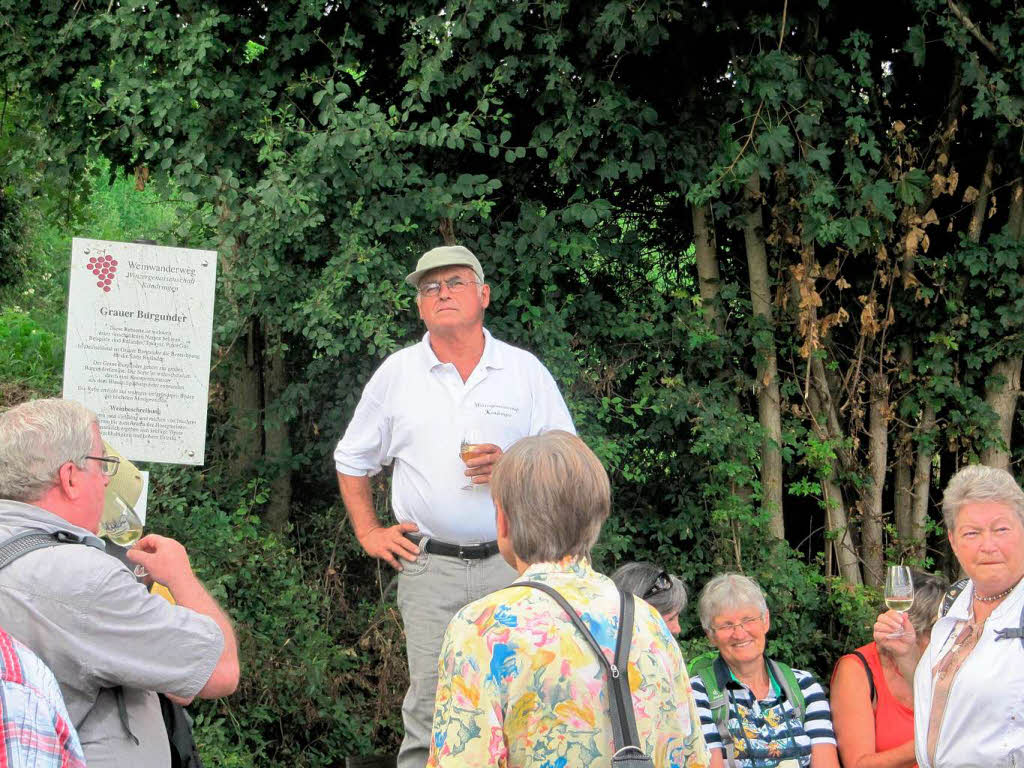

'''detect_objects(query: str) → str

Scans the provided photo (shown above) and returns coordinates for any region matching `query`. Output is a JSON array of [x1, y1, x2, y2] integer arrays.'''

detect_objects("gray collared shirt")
[[0, 500, 223, 768]]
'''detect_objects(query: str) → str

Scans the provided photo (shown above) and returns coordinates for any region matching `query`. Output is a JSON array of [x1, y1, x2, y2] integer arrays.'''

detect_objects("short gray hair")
[[941, 464, 1024, 531], [906, 570, 948, 637], [698, 572, 768, 633], [491, 430, 609, 564], [0, 399, 97, 502], [611, 561, 687, 617]]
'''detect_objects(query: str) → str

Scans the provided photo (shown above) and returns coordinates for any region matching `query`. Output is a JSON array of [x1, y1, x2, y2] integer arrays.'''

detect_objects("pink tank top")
[[843, 642, 915, 754]]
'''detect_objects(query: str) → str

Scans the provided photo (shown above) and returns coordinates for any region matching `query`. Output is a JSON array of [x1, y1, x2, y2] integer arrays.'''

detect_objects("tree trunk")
[[967, 148, 995, 243], [261, 324, 294, 532], [789, 254, 862, 585], [910, 402, 937, 556], [980, 181, 1024, 470], [741, 174, 785, 539], [693, 203, 727, 338], [894, 345, 914, 542], [693, 202, 756, 514], [860, 372, 888, 587], [895, 68, 963, 544], [806, 386, 863, 585], [225, 318, 264, 477]]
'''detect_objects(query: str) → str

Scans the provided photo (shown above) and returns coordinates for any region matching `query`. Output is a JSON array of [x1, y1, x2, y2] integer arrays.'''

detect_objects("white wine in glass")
[[884, 565, 914, 637], [101, 496, 148, 578], [459, 429, 486, 491]]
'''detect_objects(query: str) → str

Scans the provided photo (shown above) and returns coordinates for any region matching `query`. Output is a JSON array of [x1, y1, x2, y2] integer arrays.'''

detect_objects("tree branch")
[[947, 0, 1001, 61]]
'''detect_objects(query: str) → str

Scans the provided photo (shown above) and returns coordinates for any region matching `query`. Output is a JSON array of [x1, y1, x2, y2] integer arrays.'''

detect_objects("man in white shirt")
[[334, 245, 575, 768]]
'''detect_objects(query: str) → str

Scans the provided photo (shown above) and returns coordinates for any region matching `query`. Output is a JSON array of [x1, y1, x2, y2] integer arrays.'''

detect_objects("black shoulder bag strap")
[[516, 581, 653, 767], [849, 650, 876, 704], [0, 530, 142, 745]]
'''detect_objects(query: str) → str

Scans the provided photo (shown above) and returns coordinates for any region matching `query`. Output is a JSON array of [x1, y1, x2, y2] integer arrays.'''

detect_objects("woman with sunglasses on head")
[[611, 561, 688, 635], [689, 573, 839, 768]]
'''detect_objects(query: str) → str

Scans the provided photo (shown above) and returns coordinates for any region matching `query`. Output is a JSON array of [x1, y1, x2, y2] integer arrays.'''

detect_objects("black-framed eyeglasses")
[[642, 570, 672, 599], [84, 455, 120, 477], [417, 277, 481, 297]]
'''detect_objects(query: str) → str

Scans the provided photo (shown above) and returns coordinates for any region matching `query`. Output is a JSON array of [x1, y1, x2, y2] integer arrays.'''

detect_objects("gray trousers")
[[395, 542, 518, 768]]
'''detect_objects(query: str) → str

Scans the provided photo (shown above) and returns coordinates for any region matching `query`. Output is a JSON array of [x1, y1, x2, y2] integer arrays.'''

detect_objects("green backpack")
[[688, 651, 805, 768]]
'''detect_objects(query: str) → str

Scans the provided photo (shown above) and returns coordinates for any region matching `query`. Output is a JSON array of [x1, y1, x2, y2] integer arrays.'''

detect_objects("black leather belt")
[[405, 534, 499, 560]]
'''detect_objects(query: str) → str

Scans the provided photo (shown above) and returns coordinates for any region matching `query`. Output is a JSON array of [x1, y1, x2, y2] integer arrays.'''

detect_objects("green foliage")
[[149, 469, 405, 766], [1, 0, 1021, 761], [0, 309, 62, 396]]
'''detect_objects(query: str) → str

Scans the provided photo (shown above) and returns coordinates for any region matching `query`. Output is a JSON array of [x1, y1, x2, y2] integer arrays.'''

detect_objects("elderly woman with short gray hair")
[[689, 573, 839, 768], [612, 561, 688, 635], [427, 430, 710, 768], [875, 464, 1024, 768]]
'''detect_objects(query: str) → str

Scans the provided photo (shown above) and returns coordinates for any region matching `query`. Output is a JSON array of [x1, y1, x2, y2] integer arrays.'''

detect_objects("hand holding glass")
[[884, 565, 914, 638]]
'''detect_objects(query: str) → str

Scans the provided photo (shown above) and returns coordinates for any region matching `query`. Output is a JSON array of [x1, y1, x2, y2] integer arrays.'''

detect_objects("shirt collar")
[[520, 556, 594, 581], [0, 498, 106, 548], [419, 327, 505, 371]]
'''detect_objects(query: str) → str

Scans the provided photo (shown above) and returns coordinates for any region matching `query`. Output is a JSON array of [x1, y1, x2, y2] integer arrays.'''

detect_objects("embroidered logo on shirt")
[[475, 402, 520, 418]]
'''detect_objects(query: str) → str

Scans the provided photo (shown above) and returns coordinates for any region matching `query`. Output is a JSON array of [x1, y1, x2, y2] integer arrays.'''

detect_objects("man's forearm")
[[168, 573, 239, 697], [337, 472, 380, 543]]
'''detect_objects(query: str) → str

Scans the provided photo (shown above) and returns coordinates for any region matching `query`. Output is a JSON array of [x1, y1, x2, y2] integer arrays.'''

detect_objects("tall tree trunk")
[[693, 203, 756, 518], [910, 402, 937, 555], [980, 181, 1024, 470], [806, 386, 863, 585], [694, 203, 727, 338], [261, 324, 294, 532], [790, 254, 862, 585], [895, 69, 962, 544], [860, 372, 888, 586], [967, 149, 995, 243], [741, 174, 785, 539], [225, 317, 263, 477]]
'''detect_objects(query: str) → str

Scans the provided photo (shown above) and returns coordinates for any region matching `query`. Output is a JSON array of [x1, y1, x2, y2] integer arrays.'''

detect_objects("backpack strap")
[[940, 578, 970, 618], [0, 530, 102, 568], [689, 652, 739, 768], [0, 529, 138, 745], [515, 581, 643, 755], [994, 600, 1024, 650], [847, 650, 876, 705], [767, 658, 805, 722]]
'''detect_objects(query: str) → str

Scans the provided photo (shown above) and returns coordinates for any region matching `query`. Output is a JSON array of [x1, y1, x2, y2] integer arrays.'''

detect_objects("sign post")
[[62, 238, 217, 465]]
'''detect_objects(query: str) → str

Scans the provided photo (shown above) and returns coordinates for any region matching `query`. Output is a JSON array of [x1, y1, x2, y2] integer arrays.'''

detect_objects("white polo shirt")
[[913, 578, 1024, 768], [334, 328, 575, 544]]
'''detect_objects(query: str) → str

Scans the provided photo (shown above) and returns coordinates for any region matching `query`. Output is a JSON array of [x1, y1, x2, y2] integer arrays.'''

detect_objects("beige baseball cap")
[[405, 245, 485, 287]]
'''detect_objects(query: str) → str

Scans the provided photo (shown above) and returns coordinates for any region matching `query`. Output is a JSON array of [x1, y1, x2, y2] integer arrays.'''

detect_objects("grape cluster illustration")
[[86, 252, 118, 292]]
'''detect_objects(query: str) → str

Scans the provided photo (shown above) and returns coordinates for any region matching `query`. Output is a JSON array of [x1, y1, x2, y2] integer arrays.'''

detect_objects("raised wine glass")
[[884, 565, 915, 638], [100, 495, 148, 579], [459, 428, 486, 491]]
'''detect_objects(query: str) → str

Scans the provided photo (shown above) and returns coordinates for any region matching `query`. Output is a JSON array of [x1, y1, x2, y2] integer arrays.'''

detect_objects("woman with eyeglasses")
[[611, 561, 687, 635], [689, 573, 839, 768]]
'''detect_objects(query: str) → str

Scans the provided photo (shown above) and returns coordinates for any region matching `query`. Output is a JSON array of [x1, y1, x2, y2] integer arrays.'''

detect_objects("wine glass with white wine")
[[101, 495, 148, 579], [459, 428, 486, 491], [884, 565, 914, 638]]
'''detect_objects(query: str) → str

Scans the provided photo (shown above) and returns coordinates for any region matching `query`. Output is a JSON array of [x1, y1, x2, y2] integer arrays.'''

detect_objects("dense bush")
[[149, 468, 407, 764]]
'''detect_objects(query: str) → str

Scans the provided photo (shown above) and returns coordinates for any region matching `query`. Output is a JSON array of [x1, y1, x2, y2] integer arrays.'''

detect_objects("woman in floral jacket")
[[427, 430, 710, 768]]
